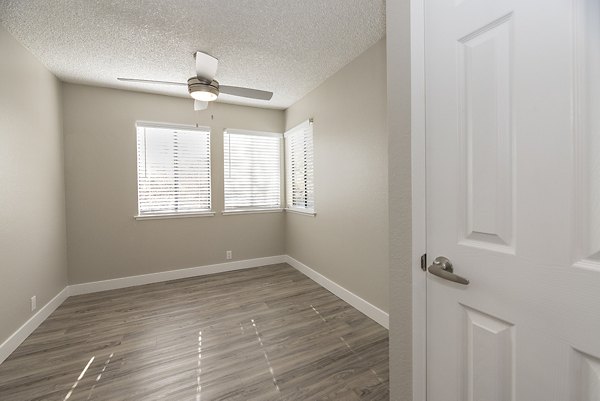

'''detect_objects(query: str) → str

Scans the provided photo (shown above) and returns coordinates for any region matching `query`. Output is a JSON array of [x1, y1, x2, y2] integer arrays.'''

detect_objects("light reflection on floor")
[[86, 352, 114, 400], [310, 303, 385, 384], [196, 331, 202, 401], [64, 356, 95, 400], [251, 318, 281, 393]]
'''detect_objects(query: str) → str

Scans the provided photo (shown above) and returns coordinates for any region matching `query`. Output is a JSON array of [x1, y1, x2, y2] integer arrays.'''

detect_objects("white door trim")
[[411, 0, 428, 399]]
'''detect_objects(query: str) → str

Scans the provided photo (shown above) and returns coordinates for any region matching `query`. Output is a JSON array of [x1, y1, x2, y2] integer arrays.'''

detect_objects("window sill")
[[222, 208, 283, 216], [285, 208, 316, 216], [134, 211, 215, 220]]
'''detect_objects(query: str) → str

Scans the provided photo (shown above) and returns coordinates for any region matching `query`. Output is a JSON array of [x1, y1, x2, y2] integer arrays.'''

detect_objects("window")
[[136, 123, 212, 218], [223, 129, 282, 213], [285, 120, 314, 214]]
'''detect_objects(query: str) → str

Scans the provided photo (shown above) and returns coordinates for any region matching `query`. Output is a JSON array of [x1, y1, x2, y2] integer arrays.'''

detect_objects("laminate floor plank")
[[0, 264, 389, 400]]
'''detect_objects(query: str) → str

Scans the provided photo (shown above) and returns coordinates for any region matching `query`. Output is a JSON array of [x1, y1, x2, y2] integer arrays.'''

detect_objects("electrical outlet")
[[226, 250, 232, 260], [30, 296, 36, 312]]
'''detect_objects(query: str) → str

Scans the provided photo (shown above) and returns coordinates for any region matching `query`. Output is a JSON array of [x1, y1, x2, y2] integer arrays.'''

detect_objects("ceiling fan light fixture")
[[188, 77, 219, 102], [190, 90, 218, 102]]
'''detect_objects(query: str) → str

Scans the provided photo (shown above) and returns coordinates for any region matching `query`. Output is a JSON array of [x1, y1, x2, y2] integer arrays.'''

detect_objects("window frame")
[[134, 121, 214, 220], [222, 128, 284, 215], [284, 119, 316, 216]]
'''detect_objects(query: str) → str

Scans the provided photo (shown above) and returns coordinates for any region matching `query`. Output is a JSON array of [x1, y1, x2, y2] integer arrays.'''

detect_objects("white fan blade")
[[195, 51, 218, 81], [219, 85, 273, 101], [117, 78, 186, 86], [194, 100, 208, 111]]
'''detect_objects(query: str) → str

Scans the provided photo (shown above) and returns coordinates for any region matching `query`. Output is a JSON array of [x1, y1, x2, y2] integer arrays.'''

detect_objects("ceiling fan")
[[117, 51, 273, 111]]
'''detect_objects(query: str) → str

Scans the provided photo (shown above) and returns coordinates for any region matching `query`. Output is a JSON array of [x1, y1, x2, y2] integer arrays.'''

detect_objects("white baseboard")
[[69, 255, 287, 296], [1, 254, 387, 365], [0, 286, 70, 364], [285, 255, 389, 329], [1, 256, 286, 365]]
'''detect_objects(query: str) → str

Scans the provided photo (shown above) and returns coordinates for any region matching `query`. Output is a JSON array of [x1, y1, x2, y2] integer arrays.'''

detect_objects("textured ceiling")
[[0, 1, 385, 109]]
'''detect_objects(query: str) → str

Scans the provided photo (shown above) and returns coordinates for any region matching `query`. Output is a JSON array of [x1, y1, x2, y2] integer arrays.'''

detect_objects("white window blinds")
[[223, 129, 282, 211], [285, 120, 314, 212], [136, 123, 211, 216]]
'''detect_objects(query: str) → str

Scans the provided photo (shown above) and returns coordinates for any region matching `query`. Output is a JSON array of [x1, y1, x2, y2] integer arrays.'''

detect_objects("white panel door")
[[425, 0, 600, 400]]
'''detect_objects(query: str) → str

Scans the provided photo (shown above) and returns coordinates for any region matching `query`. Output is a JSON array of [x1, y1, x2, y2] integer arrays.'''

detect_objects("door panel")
[[426, 0, 600, 400], [575, 0, 600, 267], [463, 306, 514, 401], [457, 13, 514, 253], [571, 350, 600, 401]]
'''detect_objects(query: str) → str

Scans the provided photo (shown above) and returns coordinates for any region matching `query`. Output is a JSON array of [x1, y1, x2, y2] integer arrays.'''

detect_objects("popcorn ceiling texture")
[[0, 0, 385, 109]]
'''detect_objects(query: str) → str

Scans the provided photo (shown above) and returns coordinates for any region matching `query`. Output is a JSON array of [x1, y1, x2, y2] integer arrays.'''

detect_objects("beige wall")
[[62, 84, 286, 284], [387, 0, 412, 398], [0, 28, 68, 343], [284, 39, 389, 312]]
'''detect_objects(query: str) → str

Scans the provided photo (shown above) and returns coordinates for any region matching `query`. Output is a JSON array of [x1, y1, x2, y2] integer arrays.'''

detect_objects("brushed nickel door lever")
[[428, 256, 469, 285]]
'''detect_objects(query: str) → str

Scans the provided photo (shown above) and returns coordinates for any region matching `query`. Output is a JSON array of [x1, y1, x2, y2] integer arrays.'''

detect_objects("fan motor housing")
[[188, 77, 220, 99]]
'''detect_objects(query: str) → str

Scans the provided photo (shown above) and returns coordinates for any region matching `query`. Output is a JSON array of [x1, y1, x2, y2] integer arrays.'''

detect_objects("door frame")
[[411, 0, 427, 399]]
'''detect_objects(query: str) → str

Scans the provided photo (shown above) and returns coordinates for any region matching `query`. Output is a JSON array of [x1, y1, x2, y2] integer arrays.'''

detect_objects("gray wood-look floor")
[[0, 264, 389, 401]]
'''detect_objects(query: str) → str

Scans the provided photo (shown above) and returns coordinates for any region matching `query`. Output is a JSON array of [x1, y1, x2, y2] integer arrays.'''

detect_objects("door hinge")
[[420, 253, 427, 272]]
